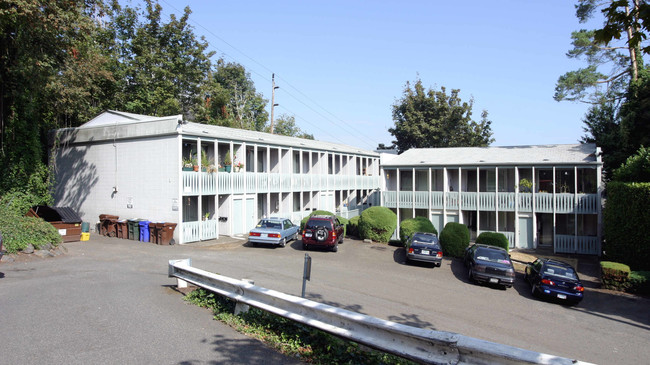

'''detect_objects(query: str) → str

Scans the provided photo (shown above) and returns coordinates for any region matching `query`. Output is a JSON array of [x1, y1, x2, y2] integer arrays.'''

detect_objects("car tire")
[[468, 266, 474, 282], [315, 227, 328, 242], [279, 238, 286, 248], [531, 284, 538, 297], [331, 243, 338, 252], [436, 262, 441, 267], [252, 241, 258, 247], [303, 242, 309, 251]]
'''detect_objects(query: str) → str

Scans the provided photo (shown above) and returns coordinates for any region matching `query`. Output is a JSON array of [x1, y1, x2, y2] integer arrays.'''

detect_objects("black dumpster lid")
[[30, 206, 82, 224]]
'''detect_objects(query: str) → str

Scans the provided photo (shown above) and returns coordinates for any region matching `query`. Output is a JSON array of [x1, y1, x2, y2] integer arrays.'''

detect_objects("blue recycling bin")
[[139, 220, 151, 242]]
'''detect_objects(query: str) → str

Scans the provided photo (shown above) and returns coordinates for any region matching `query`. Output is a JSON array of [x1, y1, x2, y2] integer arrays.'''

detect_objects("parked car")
[[248, 217, 299, 247], [404, 232, 442, 267], [301, 215, 344, 252], [525, 258, 584, 305], [464, 244, 515, 288]]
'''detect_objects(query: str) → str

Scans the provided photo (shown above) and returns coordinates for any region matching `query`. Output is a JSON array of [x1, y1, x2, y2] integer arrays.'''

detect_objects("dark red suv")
[[301, 215, 344, 252]]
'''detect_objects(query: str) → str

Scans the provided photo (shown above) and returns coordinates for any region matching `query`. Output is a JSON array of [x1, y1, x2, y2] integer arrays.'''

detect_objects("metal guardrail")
[[168, 259, 594, 365]]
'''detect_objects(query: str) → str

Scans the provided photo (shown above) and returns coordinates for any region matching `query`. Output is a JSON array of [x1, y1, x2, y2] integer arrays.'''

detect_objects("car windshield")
[[257, 220, 281, 229], [475, 248, 510, 264], [412, 234, 437, 244], [543, 264, 577, 279], [305, 220, 332, 230]]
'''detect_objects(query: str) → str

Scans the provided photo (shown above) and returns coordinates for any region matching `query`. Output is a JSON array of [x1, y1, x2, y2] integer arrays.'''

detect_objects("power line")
[[158, 0, 379, 151]]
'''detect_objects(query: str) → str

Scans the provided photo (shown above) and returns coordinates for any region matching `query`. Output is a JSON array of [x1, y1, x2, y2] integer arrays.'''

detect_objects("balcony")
[[382, 190, 598, 214], [182, 171, 381, 196]]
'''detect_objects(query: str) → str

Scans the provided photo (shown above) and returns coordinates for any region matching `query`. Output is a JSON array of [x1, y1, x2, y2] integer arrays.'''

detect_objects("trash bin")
[[99, 214, 119, 236], [148, 222, 159, 244], [116, 220, 128, 239], [127, 219, 139, 240], [81, 222, 90, 233], [153, 222, 165, 244], [139, 220, 151, 242], [158, 222, 177, 245]]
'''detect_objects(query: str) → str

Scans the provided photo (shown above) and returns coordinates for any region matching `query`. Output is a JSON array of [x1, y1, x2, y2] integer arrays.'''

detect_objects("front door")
[[518, 217, 534, 249]]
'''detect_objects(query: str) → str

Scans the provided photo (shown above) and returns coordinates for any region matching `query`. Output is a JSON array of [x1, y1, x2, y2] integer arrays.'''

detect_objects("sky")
[[151, 0, 601, 151]]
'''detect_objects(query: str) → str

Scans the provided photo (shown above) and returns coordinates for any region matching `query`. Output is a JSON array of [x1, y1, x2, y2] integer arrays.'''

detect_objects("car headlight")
[[474, 264, 487, 272]]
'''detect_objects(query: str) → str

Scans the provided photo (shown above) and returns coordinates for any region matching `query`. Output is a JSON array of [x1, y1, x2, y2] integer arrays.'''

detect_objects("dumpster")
[[116, 220, 128, 239], [99, 214, 119, 237], [159, 222, 177, 245], [27, 206, 83, 242], [139, 220, 151, 242]]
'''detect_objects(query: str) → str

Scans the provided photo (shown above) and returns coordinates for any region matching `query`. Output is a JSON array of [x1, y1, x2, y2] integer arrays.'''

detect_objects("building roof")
[[381, 144, 601, 167], [75, 111, 377, 157]]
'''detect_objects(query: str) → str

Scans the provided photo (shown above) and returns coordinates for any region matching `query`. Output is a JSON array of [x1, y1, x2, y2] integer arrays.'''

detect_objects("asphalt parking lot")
[[1, 234, 649, 364]]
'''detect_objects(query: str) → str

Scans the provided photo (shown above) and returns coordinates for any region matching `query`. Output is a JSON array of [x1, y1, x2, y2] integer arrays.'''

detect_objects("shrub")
[[300, 210, 347, 236], [612, 146, 650, 182], [600, 261, 631, 291], [358, 206, 397, 243], [475, 232, 510, 251], [0, 191, 46, 217], [603, 181, 650, 270], [628, 271, 650, 295], [439, 222, 470, 258], [0, 215, 62, 253], [347, 216, 360, 237], [399, 217, 437, 245]]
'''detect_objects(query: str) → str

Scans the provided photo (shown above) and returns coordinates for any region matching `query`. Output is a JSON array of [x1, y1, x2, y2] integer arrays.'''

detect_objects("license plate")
[[304, 232, 312, 237], [557, 294, 567, 300], [420, 250, 429, 255], [489, 278, 499, 284]]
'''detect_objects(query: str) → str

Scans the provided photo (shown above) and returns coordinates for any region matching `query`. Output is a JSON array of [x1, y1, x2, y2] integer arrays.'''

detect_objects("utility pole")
[[270, 73, 279, 133]]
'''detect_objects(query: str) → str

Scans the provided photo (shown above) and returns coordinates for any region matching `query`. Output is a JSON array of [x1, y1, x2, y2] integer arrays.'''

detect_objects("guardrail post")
[[234, 279, 254, 315], [168, 258, 191, 288]]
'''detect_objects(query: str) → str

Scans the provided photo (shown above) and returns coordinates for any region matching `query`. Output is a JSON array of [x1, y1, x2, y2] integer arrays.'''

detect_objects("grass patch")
[[184, 288, 415, 364]]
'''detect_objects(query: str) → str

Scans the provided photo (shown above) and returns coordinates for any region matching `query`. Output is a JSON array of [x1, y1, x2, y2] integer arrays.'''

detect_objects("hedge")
[[358, 206, 397, 243], [0, 214, 62, 253], [439, 222, 470, 258], [399, 217, 437, 245], [601, 261, 650, 294], [347, 216, 360, 238], [475, 232, 509, 251], [300, 210, 347, 237], [603, 182, 650, 270]]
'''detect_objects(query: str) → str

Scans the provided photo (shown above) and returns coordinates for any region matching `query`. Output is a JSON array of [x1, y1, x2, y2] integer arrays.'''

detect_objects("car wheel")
[[315, 227, 328, 242], [531, 284, 538, 297], [279, 238, 286, 248], [252, 241, 258, 247], [468, 266, 474, 282], [303, 242, 309, 251], [331, 243, 338, 252], [436, 262, 441, 267]]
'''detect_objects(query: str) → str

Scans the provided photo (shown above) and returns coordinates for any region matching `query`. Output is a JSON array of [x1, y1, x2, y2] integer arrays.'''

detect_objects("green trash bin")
[[127, 219, 141, 240]]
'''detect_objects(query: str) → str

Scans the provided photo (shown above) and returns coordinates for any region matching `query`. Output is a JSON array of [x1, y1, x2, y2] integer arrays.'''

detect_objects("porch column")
[[495, 167, 499, 236], [532, 166, 537, 249], [476, 167, 480, 237], [443, 167, 448, 227], [552, 166, 556, 253], [574, 165, 578, 253], [197, 138, 203, 240], [412, 167, 415, 218], [396, 168, 401, 239], [514, 167, 520, 248]]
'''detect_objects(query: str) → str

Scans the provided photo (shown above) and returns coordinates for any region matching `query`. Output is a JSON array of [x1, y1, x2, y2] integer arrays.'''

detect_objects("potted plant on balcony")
[[518, 178, 532, 193], [234, 159, 244, 172], [182, 157, 193, 171], [223, 151, 232, 172]]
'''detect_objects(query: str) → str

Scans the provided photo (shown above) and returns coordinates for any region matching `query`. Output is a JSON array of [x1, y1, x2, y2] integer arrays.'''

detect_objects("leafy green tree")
[[612, 146, 650, 182], [265, 114, 314, 139], [389, 78, 493, 153], [199, 59, 268, 131]]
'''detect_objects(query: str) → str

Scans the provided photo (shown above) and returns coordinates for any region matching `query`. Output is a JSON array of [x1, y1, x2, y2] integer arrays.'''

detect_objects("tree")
[[612, 145, 650, 182], [388, 79, 493, 153], [265, 114, 314, 139], [199, 59, 268, 131]]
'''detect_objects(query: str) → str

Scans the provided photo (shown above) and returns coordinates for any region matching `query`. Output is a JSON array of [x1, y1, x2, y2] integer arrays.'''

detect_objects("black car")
[[404, 232, 442, 267], [525, 258, 584, 304], [464, 244, 515, 288]]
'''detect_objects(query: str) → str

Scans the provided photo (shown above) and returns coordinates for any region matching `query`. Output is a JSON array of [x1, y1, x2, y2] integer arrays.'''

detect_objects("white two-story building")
[[379, 144, 603, 255]]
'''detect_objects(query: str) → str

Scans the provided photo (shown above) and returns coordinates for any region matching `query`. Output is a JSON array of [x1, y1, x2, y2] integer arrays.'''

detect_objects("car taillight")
[[268, 233, 280, 238], [541, 279, 556, 286], [408, 248, 414, 254], [574, 285, 584, 292], [332, 231, 337, 238], [249, 232, 261, 237], [436, 251, 442, 258]]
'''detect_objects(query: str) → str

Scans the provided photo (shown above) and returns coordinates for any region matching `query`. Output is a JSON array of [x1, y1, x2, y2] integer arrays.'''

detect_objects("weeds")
[[184, 288, 414, 364]]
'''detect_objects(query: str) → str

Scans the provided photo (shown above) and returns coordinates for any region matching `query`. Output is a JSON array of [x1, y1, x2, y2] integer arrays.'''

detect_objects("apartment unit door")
[[319, 192, 334, 213], [233, 197, 256, 234], [518, 217, 534, 249]]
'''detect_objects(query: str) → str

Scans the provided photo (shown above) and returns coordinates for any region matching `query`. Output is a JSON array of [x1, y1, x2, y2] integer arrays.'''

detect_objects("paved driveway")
[[1, 235, 649, 364], [0, 238, 301, 365]]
